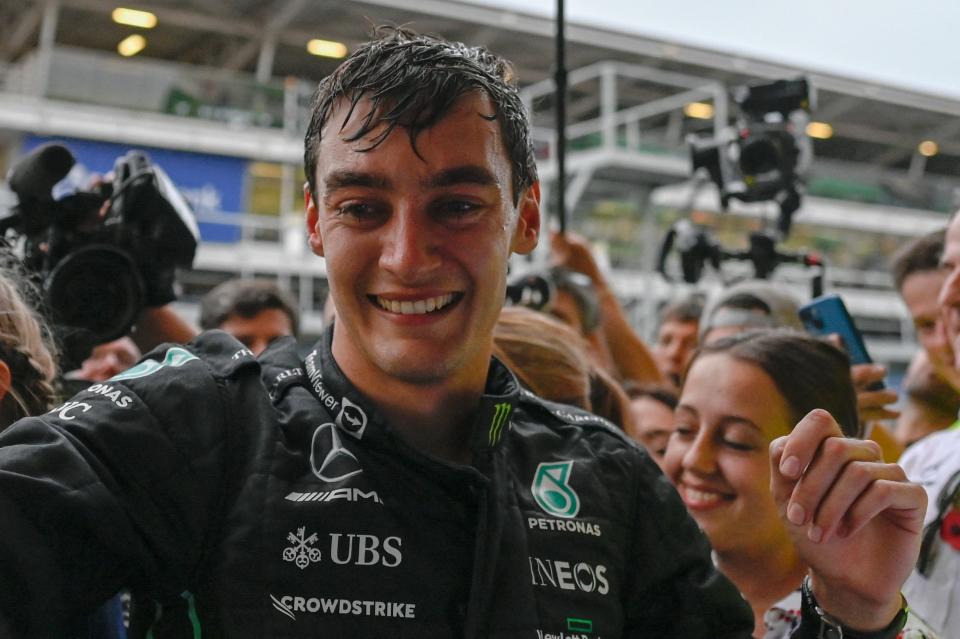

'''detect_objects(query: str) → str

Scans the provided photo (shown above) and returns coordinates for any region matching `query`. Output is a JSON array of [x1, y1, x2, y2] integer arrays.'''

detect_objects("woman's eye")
[[721, 439, 754, 452]]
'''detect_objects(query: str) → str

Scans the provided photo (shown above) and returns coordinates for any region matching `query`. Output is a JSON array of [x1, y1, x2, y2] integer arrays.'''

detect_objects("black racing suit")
[[0, 329, 888, 637]]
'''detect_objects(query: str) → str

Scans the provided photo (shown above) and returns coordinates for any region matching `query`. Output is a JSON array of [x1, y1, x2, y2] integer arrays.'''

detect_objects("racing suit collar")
[[311, 324, 521, 453], [468, 356, 521, 452]]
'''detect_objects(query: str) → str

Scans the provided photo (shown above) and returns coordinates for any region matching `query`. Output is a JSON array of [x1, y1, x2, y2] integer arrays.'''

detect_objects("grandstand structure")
[[1, 0, 958, 374]]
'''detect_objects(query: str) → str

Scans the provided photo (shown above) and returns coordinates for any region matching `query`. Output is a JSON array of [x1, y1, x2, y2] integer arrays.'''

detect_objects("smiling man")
[[0, 28, 924, 639]]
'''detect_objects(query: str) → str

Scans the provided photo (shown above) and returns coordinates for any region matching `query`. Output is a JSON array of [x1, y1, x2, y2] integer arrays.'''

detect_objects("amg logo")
[[285, 489, 383, 504], [529, 557, 609, 595]]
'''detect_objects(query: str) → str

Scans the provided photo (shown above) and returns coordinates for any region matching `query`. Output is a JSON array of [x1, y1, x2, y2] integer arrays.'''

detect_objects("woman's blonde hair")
[[0, 269, 59, 425], [493, 306, 592, 410]]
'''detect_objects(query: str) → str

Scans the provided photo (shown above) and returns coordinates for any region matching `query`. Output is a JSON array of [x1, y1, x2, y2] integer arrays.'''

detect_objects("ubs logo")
[[311, 423, 362, 483]]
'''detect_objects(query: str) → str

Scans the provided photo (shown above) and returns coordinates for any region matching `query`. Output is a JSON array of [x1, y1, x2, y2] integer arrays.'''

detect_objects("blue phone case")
[[798, 294, 874, 367]]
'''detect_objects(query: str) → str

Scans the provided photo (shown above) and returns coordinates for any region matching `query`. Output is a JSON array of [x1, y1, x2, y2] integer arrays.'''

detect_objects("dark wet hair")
[[304, 25, 537, 205], [692, 329, 860, 437], [199, 278, 299, 335]]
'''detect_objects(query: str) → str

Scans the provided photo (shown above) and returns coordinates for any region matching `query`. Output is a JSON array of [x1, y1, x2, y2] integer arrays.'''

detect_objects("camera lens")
[[44, 245, 144, 343], [739, 137, 781, 176]]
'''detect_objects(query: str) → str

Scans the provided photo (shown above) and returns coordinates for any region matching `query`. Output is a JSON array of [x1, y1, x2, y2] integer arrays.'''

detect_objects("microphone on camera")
[[7, 143, 76, 200]]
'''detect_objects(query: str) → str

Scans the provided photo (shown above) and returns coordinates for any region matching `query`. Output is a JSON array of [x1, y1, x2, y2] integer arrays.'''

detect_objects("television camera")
[[659, 77, 821, 289], [1, 143, 199, 365]]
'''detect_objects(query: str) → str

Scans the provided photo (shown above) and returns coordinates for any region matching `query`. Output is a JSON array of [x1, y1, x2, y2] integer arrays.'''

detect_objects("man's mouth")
[[372, 293, 461, 315]]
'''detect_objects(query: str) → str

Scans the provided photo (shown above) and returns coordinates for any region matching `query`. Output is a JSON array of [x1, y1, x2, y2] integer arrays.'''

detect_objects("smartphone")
[[798, 293, 884, 389]]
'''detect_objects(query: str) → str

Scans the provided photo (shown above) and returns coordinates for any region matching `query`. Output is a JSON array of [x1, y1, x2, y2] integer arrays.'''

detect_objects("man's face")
[[219, 308, 295, 356], [651, 319, 698, 386], [901, 269, 954, 372], [940, 214, 960, 372], [306, 92, 540, 388]]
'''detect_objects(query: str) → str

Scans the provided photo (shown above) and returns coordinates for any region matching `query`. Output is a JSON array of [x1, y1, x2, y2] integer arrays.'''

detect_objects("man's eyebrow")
[[323, 171, 391, 192], [424, 165, 500, 190]]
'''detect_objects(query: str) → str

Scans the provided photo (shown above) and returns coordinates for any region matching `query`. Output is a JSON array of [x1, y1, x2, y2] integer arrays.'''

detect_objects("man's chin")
[[377, 354, 458, 386]]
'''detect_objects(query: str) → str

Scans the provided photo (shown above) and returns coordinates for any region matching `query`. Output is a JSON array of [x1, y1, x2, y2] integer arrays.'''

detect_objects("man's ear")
[[304, 182, 324, 257], [0, 360, 11, 404], [511, 181, 541, 255]]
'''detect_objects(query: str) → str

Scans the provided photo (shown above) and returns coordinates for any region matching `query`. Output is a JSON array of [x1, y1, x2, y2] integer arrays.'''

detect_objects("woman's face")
[[663, 352, 794, 555]]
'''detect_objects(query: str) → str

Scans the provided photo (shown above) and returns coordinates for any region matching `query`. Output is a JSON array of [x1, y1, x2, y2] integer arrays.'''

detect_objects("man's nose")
[[940, 269, 960, 309], [379, 209, 441, 281]]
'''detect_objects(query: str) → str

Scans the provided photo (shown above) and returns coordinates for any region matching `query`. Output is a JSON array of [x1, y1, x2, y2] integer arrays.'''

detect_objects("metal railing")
[[4, 46, 316, 134]]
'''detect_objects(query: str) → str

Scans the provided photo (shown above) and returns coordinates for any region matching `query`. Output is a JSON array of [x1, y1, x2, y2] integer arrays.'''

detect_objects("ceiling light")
[[806, 121, 834, 140], [918, 140, 939, 157], [112, 8, 157, 29], [683, 102, 714, 119], [117, 34, 147, 57], [307, 39, 348, 59]]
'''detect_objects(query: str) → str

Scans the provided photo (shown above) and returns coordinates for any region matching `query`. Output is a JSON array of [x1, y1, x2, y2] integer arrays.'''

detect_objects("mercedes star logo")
[[310, 423, 363, 483]]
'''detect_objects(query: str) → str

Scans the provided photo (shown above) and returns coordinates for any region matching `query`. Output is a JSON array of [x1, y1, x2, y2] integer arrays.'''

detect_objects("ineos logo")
[[310, 423, 363, 483]]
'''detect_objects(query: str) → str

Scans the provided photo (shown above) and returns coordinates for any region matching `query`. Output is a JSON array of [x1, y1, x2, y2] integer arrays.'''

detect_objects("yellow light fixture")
[[117, 34, 147, 57], [918, 140, 939, 157], [683, 102, 714, 119], [806, 121, 834, 140], [112, 7, 157, 29], [307, 39, 348, 59]]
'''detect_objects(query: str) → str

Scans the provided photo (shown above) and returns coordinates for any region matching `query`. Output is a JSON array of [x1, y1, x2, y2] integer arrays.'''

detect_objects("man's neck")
[[330, 335, 491, 465], [371, 383, 483, 464]]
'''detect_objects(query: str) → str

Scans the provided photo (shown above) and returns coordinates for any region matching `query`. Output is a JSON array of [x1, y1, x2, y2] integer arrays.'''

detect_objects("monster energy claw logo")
[[532, 461, 580, 518], [488, 402, 512, 446]]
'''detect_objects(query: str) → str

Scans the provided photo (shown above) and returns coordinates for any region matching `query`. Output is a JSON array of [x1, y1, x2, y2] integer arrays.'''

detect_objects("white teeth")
[[376, 293, 455, 315], [684, 487, 722, 504]]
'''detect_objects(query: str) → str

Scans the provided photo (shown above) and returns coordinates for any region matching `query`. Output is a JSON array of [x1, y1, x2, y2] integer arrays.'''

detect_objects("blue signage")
[[22, 135, 248, 243]]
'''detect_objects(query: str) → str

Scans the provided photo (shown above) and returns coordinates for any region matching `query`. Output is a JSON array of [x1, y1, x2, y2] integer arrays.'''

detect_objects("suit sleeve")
[[621, 450, 755, 637], [0, 339, 251, 637]]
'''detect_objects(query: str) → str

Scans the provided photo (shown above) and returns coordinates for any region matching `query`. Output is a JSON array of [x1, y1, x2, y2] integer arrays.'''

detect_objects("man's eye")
[[336, 202, 384, 221], [432, 200, 481, 219], [673, 425, 695, 439]]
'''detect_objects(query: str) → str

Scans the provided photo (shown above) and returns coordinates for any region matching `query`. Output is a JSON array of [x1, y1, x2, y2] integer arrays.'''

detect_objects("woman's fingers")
[[807, 461, 907, 542]]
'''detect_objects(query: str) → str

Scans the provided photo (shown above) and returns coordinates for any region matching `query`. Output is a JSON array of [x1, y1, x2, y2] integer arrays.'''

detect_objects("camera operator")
[[2, 142, 201, 369]]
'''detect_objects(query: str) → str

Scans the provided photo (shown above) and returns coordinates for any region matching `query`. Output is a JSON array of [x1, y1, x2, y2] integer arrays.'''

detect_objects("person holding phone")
[[664, 329, 935, 638]]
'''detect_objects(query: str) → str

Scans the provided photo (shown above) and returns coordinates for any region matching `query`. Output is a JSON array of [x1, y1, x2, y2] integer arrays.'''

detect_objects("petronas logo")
[[531, 461, 580, 518], [109, 347, 198, 381], [488, 402, 512, 446]]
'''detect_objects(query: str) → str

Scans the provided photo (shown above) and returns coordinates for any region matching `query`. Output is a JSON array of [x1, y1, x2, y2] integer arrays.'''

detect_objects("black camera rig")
[[689, 77, 813, 236], [656, 220, 823, 296], [2, 142, 199, 365], [658, 78, 822, 291]]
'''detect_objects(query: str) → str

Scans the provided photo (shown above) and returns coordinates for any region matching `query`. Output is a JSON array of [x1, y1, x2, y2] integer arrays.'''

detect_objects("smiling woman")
[[663, 329, 934, 638]]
